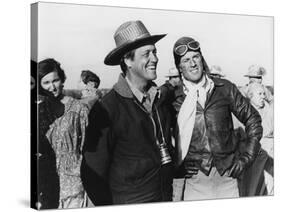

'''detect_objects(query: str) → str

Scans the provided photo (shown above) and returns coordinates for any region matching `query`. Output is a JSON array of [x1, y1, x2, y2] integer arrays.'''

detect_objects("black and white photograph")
[[29, 1, 275, 211]]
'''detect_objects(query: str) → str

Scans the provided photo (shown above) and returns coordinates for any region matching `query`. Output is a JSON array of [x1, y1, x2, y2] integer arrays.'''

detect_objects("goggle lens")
[[174, 41, 200, 56]]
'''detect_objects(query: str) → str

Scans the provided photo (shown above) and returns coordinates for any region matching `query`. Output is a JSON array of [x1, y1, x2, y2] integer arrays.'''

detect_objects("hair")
[[81, 70, 100, 88], [38, 58, 66, 84], [120, 49, 136, 74]]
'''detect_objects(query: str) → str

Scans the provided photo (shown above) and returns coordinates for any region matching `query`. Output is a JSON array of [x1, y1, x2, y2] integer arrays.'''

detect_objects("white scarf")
[[177, 74, 214, 165]]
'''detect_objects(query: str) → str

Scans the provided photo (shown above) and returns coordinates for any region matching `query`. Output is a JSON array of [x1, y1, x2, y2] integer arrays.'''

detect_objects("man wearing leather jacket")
[[172, 36, 263, 200]]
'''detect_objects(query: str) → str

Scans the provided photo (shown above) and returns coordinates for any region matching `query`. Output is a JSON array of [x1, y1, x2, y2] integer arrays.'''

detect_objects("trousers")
[[183, 167, 239, 201]]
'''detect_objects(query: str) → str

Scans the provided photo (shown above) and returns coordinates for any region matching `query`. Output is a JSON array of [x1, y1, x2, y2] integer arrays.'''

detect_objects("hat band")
[[248, 76, 262, 79]]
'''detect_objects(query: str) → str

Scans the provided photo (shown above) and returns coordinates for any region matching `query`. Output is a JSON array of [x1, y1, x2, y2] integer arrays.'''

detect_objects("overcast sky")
[[33, 2, 273, 89]]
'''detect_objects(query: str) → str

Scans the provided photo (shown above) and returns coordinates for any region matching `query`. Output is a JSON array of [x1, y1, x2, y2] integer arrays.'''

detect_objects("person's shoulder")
[[211, 77, 230, 90], [66, 96, 89, 113], [212, 77, 231, 85], [211, 77, 241, 96], [93, 88, 121, 115], [88, 89, 119, 121], [100, 88, 117, 104]]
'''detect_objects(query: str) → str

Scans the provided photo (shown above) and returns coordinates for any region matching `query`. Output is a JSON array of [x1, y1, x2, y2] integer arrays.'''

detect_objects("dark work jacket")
[[159, 81, 178, 142], [175, 76, 263, 176], [81, 74, 174, 205]]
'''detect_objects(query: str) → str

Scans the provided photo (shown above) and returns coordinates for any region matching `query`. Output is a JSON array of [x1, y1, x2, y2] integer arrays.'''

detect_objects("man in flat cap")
[[172, 36, 263, 200], [81, 20, 174, 205]]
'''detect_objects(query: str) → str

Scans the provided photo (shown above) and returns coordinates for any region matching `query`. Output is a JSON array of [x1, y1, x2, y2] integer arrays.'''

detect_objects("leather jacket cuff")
[[242, 138, 261, 165]]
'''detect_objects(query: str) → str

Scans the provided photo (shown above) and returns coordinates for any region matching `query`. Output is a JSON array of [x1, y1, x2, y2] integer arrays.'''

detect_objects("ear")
[[124, 57, 132, 70]]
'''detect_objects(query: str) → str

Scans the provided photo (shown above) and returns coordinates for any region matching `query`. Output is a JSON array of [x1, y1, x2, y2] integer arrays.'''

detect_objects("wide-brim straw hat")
[[244, 64, 266, 77], [165, 67, 180, 77], [104, 20, 166, 65]]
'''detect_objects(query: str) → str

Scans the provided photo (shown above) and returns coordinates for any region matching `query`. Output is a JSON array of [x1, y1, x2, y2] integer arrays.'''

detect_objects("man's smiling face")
[[179, 51, 204, 84], [129, 44, 159, 82]]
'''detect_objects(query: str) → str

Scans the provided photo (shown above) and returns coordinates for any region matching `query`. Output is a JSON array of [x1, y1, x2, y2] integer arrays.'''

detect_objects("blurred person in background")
[[80, 70, 101, 97], [240, 65, 273, 104], [209, 65, 225, 79], [79, 70, 102, 109], [246, 82, 274, 195], [162, 67, 182, 88], [160, 67, 183, 112], [63, 70, 102, 109]]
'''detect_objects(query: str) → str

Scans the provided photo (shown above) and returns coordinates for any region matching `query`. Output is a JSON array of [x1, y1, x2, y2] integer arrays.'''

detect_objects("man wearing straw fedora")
[[172, 36, 263, 200], [81, 20, 174, 205]]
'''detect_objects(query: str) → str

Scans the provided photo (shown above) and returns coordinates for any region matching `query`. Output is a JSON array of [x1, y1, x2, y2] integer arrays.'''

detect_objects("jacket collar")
[[208, 74, 225, 87], [113, 73, 159, 100], [113, 73, 134, 98], [179, 74, 225, 109]]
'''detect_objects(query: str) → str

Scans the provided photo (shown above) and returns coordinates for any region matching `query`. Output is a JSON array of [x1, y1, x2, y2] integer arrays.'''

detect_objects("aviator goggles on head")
[[174, 40, 200, 56]]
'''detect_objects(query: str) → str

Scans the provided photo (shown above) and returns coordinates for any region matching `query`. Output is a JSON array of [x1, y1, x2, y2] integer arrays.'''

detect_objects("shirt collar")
[[125, 76, 159, 104], [125, 77, 146, 103]]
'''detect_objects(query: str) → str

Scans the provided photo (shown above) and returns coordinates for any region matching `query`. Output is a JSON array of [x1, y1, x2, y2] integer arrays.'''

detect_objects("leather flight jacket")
[[176, 76, 263, 176]]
